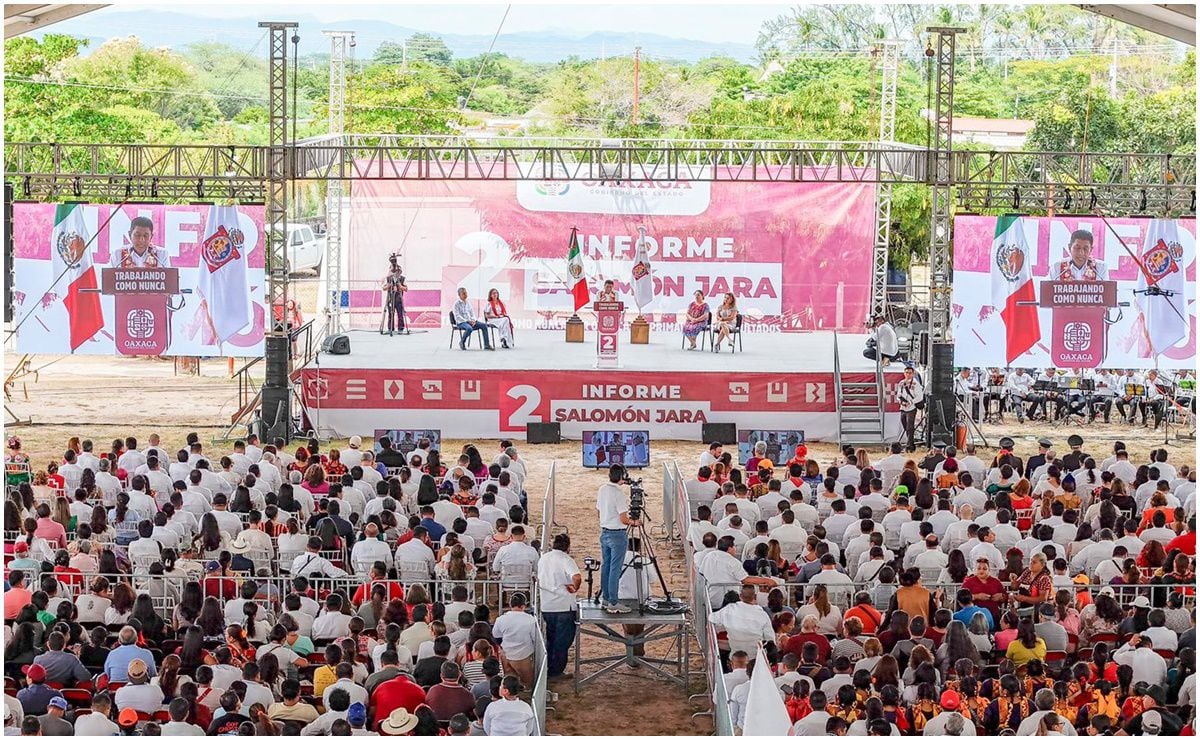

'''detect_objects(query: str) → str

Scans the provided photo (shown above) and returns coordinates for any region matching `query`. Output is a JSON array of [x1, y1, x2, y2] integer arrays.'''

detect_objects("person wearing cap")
[[1113, 632, 1168, 686], [481, 676, 534, 736], [36, 697, 72, 737], [115, 658, 164, 716], [919, 690, 974, 735], [379, 707, 420, 736], [1125, 685, 1183, 736], [16, 665, 61, 718]]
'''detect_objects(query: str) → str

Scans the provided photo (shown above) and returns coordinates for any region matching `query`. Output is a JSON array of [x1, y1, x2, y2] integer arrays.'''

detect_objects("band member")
[[1058, 368, 1089, 421], [1089, 368, 1116, 423], [382, 254, 407, 335], [1005, 368, 1038, 422], [985, 368, 1008, 421], [1141, 370, 1166, 429], [1034, 368, 1059, 420], [1054, 229, 1108, 281], [112, 216, 169, 268], [1115, 369, 1145, 423], [452, 287, 494, 351], [954, 368, 984, 422], [484, 288, 514, 349], [897, 366, 922, 452], [863, 315, 899, 365]]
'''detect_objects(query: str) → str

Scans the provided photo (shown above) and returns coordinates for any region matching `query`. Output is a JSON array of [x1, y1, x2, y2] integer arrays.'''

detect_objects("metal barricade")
[[539, 461, 556, 552], [531, 625, 549, 736]]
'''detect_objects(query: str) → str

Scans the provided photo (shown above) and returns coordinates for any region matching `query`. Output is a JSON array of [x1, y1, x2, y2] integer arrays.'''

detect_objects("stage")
[[298, 328, 903, 441]]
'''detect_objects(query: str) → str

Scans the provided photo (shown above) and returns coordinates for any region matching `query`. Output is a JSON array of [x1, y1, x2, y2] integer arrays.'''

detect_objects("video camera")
[[622, 473, 645, 520]]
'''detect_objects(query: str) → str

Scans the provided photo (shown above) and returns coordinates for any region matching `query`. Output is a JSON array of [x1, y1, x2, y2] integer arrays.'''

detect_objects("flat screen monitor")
[[738, 430, 805, 466], [582, 431, 650, 469], [373, 429, 441, 458]]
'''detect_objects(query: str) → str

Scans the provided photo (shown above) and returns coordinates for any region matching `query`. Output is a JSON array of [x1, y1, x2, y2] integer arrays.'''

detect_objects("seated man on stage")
[[1115, 368, 1145, 423], [484, 288, 514, 350], [862, 315, 899, 364], [1034, 367, 1059, 420], [452, 287, 494, 351], [954, 367, 983, 422], [1005, 367, 1039, 422], [1141, 369, 1167, 430], [1089, 368, 1117, 423]]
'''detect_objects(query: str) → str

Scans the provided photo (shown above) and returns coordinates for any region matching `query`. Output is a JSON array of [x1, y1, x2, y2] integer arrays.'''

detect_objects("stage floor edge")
[[299, 329, 903, 442]]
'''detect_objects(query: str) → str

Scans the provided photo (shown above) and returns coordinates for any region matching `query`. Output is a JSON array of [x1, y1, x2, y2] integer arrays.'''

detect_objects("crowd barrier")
[[539, 460, 557, 553], [531, 627, 549, 736]]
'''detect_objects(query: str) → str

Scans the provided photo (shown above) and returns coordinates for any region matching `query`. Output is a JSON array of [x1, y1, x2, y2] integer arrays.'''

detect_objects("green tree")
[[404, 33, 452, 66], [182, 41, 268, 120], [347, 62, 460, 134]]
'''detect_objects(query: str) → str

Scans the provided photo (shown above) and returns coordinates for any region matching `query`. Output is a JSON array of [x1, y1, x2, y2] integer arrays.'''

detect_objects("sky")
[[84, 2, 788, 45]]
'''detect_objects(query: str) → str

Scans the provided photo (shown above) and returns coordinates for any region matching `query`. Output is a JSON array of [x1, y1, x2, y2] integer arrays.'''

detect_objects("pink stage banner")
[[346, 175, 878, 333], [951, 216, 1196, 369], [299, 367, 901, 441], [12, 203, 267, 356]]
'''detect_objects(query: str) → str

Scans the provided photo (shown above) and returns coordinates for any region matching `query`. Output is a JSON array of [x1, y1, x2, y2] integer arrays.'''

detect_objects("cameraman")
[[596, 464, 635, 614]]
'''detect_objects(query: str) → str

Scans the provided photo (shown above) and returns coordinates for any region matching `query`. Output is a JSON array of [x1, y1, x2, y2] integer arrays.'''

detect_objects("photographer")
[[596, 464, 636, 614], [536, 533, 582, 678]]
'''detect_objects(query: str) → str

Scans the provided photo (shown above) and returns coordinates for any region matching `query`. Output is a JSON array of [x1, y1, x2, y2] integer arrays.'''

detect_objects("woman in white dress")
[[485, 288, 515, 349]]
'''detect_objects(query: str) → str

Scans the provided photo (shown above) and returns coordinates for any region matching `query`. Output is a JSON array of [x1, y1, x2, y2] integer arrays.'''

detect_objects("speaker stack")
[[701, 422, 737, 445], [260, 336, 292, 442], [926, 341, 956, 446], [526, 422, 562, 444]]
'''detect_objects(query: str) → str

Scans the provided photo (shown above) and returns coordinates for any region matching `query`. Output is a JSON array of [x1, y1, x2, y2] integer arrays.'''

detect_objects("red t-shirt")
[[370, 674, 426, 729], [962, 574, 1006, 620], [783, 633, 831, 663], [1165, 531, 1195, 557]]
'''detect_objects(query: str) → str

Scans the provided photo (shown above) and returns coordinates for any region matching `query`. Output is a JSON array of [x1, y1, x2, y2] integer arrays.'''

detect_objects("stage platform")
[[298, 328, 903, 441]]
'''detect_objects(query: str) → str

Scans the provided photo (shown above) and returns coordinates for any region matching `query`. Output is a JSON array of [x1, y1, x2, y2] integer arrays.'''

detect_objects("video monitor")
[[373, 429, 441, 458], [582, 431, 650, 469], [738, 430, 805, 466]]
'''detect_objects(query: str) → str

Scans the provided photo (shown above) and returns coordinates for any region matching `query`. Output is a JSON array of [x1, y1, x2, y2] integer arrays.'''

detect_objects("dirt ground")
[[3, 352, 1194, 735]]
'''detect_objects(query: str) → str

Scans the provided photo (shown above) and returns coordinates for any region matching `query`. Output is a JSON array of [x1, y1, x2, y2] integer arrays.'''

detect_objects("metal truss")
[[262, 22, 294, 336], [927, 27, 964, 345], [322, 31, 353, 335], [291, 137, 929, 183], [869, 40, 899, 320]]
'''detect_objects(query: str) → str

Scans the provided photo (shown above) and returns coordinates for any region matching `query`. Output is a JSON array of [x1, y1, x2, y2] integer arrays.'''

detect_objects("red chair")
[[153, 710, 171, 723], [1090, 632, 1119, 645], [1044, 650, 1067, 666], [1155, 649, 1176, 661], [61, 688, 92, 707]]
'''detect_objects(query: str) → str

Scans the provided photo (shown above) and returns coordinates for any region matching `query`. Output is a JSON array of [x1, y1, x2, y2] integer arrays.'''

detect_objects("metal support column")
[[926, 26, 963, 446], [260, 21, 297, 443], [323, 30, 353, 335], [869, 40, 898, 319]]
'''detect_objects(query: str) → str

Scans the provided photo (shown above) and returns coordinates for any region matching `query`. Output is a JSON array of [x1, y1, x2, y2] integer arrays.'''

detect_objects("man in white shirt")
[[537, 533, 582, 678], [864, 314, 898, 363], [350, 523, 394, 573], [76, 440, 101, 472], [312, 594, 354, 640], [452, 287, 494, 350], [395, 527, 437, 577], [685, 466, 722, 512], [290, 536, 348, 578], [482, 676, 536, 736], [209, 493, 243, 538], [596, 465, 635, 614], [699, 442, 723, 469], [710, 584, 774, 655], [340, 436, 365, 470], [769, 509, 808, 561], [117, 438, 147, 477], [492, 525, 540, 581], [688, 505, 721, 552], [492, 594, 539, 688], [1113, 633, 1168, 685], [699, 535, 777, 609], [967, 528, 1004, 570]]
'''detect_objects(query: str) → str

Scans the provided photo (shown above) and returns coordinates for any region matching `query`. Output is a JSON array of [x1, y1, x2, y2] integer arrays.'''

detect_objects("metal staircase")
[[833, 333, 887, 448]]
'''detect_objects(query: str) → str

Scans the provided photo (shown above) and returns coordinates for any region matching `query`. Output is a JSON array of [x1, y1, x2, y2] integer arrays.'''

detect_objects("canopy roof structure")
[[4, 4, 108, 39], [1077, 3, 1196, 45]]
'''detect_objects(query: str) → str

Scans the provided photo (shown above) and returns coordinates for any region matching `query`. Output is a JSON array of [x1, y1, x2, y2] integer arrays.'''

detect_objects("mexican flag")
[[990, 215, 1040, 364], [567, 226, 590, 311], [50, 204, 103, 351]]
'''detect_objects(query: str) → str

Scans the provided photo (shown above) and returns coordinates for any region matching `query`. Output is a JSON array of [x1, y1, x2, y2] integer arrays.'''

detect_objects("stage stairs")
[[833, 333, 886, 449], [221, 319, 324, 441]]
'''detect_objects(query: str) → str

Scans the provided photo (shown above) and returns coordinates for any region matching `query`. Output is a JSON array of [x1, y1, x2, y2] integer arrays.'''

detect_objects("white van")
[[286, 223, 325, 275]]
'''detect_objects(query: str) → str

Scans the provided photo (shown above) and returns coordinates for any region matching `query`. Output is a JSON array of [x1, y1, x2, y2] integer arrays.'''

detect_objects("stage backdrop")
[[344, 175, 878, 333], [12, 203, 266, 357], [951, 216, 1196, 369]]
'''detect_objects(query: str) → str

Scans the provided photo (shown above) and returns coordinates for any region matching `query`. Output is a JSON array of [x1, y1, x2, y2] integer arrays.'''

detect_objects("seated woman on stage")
[[714, 292, 738, 351], [682, 290, 710, 350], [484, 288, 514, 349]]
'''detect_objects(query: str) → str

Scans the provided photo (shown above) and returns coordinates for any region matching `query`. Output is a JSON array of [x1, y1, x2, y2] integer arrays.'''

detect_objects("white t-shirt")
[[492, 609, 538, 661], [536, 550, 581, 613], [596, 482, 628, 530]]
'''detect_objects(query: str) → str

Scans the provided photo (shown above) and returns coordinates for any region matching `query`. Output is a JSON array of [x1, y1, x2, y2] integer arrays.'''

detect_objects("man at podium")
[[1053, 230, 1107, 281], [111, 217, 169, 268]]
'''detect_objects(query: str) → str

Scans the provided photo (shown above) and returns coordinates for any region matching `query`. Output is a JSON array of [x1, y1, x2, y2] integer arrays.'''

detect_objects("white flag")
[[1134, 219, 1189, 355], [742, 645, 792, 736], [632, 227, 654, 312], [197, 205, 252, 343]]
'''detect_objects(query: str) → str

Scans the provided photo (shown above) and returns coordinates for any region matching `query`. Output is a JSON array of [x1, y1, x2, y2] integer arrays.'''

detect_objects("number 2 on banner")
[[600, 334, 616, 352], [500, 384, 543, 432]]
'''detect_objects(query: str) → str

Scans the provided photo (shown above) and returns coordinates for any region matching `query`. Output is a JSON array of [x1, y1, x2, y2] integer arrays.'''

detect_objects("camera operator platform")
[[576, 465, 689, 693]]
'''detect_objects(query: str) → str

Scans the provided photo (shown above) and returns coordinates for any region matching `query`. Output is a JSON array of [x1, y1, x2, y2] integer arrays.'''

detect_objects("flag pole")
[[565, 226, 586, 343], [1093, 209, 1189, 328]]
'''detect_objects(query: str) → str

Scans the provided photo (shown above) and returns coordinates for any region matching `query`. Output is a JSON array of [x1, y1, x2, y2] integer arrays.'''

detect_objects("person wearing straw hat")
[[380, 707, 420, 736]]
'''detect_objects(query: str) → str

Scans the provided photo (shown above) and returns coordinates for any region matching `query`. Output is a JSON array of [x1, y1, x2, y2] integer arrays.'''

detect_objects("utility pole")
[[632, 46, 641, 127]]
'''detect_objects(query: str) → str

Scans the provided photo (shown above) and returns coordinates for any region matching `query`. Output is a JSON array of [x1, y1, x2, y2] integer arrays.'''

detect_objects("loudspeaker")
[[702, 422, 737, 445], [4, 184, 13, 324], [261, 336, 292, 443], [321, 333, 350, 355], [526, 422, 561, 444], [927, 341, 956, 446]]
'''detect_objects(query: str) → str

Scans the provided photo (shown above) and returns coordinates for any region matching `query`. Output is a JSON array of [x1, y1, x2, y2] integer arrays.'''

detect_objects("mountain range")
[[33, 9, 760, 64]]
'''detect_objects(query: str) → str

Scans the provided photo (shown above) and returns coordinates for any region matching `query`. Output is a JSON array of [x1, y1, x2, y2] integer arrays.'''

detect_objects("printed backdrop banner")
[[345, 173, 878, 333], [13, 203, 266, 356], [951, 216, 1197, 369]]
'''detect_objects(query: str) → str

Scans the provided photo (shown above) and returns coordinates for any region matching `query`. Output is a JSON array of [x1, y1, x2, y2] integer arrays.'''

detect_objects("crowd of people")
[[1, 433, 550, 736], [685, 436, 1195, 736]]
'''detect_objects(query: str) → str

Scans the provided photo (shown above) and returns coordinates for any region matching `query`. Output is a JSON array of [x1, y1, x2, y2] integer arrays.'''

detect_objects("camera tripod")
[[593, 511, 685, 616]]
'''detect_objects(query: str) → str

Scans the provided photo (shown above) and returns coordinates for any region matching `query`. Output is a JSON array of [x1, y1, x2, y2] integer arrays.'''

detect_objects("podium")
[[594, 300, 623, 369], [100, 267, 180, 356], [1038, 280, 1117, 368]]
